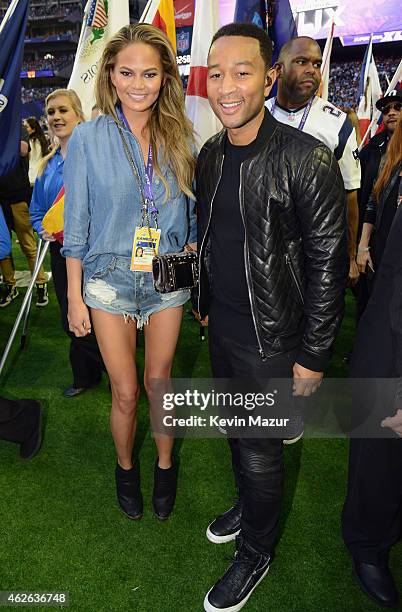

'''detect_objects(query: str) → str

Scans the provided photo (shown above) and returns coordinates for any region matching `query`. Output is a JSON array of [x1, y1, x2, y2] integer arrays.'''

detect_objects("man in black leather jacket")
[[197, 23, 348, 612]]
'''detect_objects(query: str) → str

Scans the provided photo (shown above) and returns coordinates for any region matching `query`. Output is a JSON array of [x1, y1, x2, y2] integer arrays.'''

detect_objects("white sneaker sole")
[[283, 430, 304, 445], [203, 564, 270, 612], [206, 524, 240, 544]]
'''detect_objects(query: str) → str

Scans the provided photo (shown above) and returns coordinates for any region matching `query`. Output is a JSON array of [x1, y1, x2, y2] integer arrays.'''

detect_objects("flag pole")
[[20, 238, 44, 349], [139, 0, 154, 22], [358, 59, 402, 151], [0, 0, 20, 35], [0, 241, 50, 378]]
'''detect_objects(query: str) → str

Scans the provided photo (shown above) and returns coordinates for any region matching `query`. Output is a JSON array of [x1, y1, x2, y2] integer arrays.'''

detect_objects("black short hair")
[[277, 36, 321, 64], [210, 22, 273, 70]]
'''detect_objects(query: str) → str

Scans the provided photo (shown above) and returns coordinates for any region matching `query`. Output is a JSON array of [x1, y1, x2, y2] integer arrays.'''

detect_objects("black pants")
[[50, 242, 104, 388], [342, 438, 402, 565], [209, 324, 296, 554], [0, 396, 37, 444]]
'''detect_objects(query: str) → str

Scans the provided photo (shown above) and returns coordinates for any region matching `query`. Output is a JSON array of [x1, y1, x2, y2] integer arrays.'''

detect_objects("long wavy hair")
[[38, 88, 85, 176], [373, 116, 402, 201], [25, 117, 49, 157], [95, 23, 196, 199]]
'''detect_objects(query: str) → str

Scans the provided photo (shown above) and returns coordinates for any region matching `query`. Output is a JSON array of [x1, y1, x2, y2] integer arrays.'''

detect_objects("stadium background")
[[0, 0, 400, 123]]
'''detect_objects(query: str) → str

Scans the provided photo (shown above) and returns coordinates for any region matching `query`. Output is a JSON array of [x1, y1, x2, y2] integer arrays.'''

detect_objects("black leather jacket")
[[358, 130, 389, 228], [196, 111, 348, 372], [364, 161, 402, 227]]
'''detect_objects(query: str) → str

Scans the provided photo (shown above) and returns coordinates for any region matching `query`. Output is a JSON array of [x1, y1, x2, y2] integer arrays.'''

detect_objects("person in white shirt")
[[266, 37, 361, 285]]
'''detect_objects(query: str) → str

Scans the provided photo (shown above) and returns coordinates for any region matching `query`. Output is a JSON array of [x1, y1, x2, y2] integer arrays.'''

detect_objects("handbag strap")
[[115, 120, 157, 256]]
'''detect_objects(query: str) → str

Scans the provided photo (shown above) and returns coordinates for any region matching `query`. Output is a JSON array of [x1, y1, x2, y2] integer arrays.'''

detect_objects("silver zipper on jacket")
[[238, 162, 267, 361], [198, 155, 225, 315], [285, 253, 304, 304]]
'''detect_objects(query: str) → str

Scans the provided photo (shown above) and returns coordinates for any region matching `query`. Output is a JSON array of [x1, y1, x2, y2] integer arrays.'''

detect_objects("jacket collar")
[[215, 107, 279, 157], [367, 130, 389, 151]]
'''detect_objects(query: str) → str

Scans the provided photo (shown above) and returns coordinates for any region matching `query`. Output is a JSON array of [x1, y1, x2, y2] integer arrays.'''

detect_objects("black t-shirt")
[[0, 125, 31, 204], [209, 134, 259, 345]]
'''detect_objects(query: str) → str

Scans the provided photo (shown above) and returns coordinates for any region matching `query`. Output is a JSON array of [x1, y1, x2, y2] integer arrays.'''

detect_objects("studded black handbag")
[[152, 250, 198, 293]]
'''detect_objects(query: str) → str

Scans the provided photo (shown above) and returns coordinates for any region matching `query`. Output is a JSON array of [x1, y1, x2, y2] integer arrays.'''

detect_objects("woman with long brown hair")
[[62, 24, 197, 521], [24, 116, 50, 187], [342, 115, 402, 608], [357, 115, 402, 278]]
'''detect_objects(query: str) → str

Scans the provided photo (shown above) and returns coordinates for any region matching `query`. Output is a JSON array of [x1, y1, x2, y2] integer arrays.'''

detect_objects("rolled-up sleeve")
[[61, 126, 90, 260]]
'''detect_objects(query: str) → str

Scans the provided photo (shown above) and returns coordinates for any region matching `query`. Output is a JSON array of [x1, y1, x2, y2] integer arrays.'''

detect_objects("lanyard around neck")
[[272, 96, 314, 132], [116, 106, 158, 224]]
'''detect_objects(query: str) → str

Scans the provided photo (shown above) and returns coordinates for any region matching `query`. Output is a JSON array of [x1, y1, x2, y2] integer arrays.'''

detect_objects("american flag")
[[87, 0, 108, 28]]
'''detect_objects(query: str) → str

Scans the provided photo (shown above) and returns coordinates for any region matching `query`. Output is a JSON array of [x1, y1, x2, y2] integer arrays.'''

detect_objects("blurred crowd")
[[22, 54, 75, 73], [329, 57, 400, 109], [22, 86, 54, 104], [24, 30, 75, 43], [0, 1, 81, 21]]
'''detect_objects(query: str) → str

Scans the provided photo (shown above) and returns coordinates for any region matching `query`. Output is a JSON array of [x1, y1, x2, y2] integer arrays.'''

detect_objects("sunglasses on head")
[[382, 102, 402, 115]]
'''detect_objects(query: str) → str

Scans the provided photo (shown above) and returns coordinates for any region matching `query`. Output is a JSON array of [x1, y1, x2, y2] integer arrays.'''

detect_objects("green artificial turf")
[[0, 240, 401, 612]]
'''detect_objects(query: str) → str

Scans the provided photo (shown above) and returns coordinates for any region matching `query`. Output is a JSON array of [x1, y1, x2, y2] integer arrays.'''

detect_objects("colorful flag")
[[372, 63, 401, 139], [42, 186, 65, 244], [185, 0, 221, 149], [0, 0, 29, 177], [356, 35, 373, 141], [87, 0, 108, 29], [268, 0, 298, 64], [68, 0, 130, 118], [368, 57, 382, 136], [356, 35, 383, 142], [140, 0, 176, 53], [318, 18, 334, 101]]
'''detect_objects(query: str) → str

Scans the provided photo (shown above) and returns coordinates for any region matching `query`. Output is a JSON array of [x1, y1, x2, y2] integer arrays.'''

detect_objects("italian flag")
[[140, 0, 176, 54]]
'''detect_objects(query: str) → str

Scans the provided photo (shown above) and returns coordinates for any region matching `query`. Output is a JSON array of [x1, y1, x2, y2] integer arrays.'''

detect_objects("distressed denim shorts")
[[83, 255, 190, 329]]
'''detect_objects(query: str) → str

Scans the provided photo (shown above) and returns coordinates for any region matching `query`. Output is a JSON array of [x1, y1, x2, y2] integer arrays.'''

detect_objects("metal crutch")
[[20, 237, 44, 349], [0, 240, 50, 377]]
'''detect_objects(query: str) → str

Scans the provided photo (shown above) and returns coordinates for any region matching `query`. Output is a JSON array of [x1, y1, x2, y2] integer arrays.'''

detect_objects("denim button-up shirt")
[[30, 148, 64, 235], [61, 114, 197, 284]]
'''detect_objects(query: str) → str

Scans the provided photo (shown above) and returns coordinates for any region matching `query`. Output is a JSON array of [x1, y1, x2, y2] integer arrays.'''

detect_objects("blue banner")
[[268, 0, 298, 64], [234, 1, 267, 29], [0, 0, 30, 177]]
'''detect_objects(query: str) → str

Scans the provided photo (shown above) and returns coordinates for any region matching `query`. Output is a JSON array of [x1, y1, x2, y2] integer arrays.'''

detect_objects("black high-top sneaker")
[[36, 283, 49, 307], [204, 535, 271, 612], [0, 284, 18, 307], [206, 499, 242, 543]]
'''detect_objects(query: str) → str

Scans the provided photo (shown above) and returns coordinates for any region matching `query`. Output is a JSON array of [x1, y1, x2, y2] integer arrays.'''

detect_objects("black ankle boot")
[[152, 459, 177, 520], [115, 462, 143, 520]]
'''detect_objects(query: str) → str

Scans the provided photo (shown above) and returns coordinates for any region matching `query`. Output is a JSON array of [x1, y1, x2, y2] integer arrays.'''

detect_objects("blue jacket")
[[30, 149, 64, 234], [0, 207, 11, 259], [61, 114, 197, 284]]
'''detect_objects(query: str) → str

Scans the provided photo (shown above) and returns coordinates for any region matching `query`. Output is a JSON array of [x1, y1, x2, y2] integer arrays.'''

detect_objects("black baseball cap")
[[376, 89, 402, 111]]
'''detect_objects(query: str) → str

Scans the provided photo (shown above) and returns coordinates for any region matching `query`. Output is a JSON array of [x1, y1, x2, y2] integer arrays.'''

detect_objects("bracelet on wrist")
[[358, 246, 370, 252]]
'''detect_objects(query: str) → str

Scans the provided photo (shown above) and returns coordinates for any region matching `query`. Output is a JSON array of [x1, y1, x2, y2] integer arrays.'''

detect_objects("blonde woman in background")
[[30, 89, 104, 398]]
